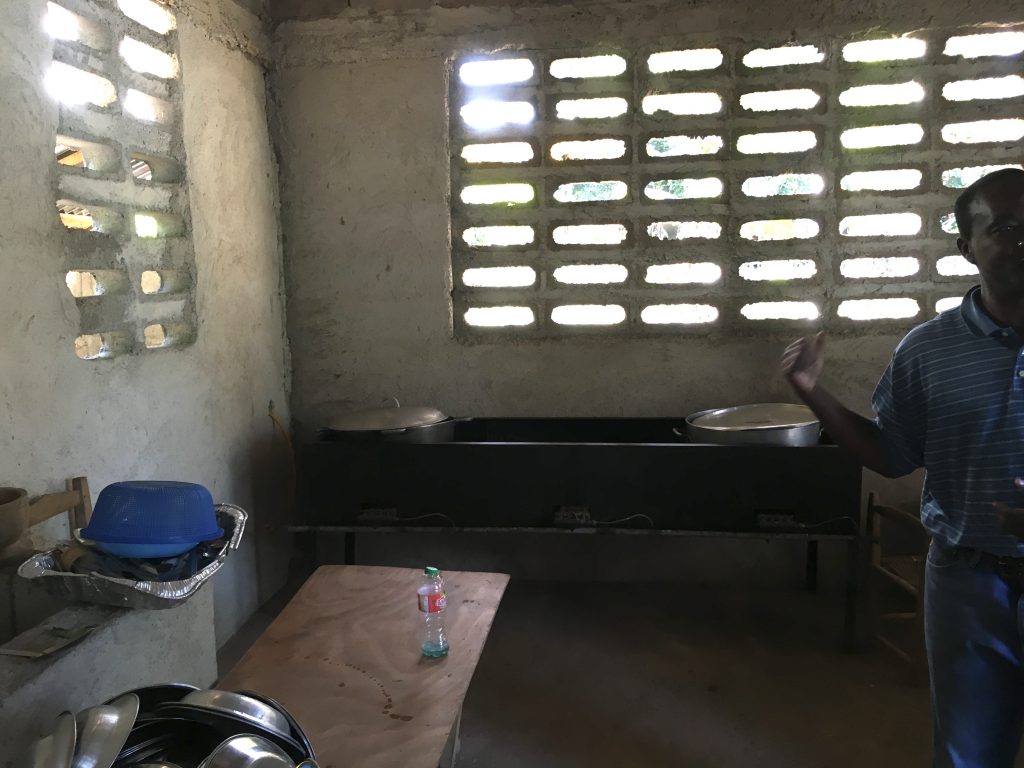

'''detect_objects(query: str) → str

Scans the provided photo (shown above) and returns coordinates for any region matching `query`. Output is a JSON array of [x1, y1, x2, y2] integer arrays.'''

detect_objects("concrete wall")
[[0, 592, 217, 766], [0, 0, 290, 647], [266, 0, 1016, 511]]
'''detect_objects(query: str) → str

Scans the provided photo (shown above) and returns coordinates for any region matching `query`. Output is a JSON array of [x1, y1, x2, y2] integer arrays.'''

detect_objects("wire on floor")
[[798, 516, 859, 531], [594, 513, 655, 528], [395, 513, 457, 527]]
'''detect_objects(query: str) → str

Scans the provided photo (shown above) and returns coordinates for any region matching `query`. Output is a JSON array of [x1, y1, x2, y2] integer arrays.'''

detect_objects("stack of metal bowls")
[[24, 684, 318, 768]]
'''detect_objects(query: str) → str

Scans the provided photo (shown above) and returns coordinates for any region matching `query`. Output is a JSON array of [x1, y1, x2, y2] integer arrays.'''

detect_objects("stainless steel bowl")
[[25, 711, 76, 768], [73, 694, 139, 768], [199, 735, 297, 768], [104, 683, 198, 715], [178, 690, 291, 740], [685, 403, 821, 447]]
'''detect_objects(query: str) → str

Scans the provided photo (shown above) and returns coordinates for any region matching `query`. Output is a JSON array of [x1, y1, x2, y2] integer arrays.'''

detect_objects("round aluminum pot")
[[319, 399, 459, 444], [0, 487, 29, 550], [684, 403, 821, 447]]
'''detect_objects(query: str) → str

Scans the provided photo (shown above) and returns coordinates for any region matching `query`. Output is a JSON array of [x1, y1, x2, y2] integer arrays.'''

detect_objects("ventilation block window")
[[451, 30, 1019, 337], [48, 0, 194, 359]]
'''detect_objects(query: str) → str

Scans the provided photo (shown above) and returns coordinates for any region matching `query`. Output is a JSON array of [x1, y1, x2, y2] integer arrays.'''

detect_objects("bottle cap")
[[424, 566, 440, 576]]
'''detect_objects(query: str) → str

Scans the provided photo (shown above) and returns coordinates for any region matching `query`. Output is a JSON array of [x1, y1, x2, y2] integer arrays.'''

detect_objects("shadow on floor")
[[458, 581, 933, 768], [218, 577, 950, 768]]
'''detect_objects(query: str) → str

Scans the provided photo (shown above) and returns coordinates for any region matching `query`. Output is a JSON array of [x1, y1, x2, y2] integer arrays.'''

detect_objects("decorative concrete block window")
[[449, 28, 1023, 337], [44, 0, 196, 360]]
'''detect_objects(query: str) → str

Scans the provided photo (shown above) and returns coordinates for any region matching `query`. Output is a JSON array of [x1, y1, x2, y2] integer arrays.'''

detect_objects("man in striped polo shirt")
[[782, 167, 1024, 767]]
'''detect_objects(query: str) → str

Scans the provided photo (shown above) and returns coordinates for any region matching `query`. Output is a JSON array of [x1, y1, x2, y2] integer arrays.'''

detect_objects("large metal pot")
[[319, 400, 461, 444], [0, 487, 28, 550], [684, 403, 821, 447]]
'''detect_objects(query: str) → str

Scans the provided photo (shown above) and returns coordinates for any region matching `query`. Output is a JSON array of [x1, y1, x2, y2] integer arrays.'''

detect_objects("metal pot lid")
[[325, 402, 448, 432], [687, 403, 818, 431]]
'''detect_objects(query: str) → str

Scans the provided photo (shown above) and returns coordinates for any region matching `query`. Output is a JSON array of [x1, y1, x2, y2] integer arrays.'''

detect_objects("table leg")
[[344, 532, 356, 565], [843, 536, 860, 653], [440, 707, 462, 768], [805, 539, 819, 593]]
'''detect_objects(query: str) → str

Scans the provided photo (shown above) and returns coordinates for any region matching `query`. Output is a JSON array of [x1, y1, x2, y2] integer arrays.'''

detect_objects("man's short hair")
[[953, 167, 1024, 240]]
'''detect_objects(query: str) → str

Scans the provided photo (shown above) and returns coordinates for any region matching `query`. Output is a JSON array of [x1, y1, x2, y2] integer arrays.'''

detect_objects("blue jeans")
[[926, 541, 1024, 767]]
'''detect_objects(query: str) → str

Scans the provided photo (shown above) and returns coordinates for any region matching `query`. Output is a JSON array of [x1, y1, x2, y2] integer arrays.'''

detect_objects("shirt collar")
[[960, 285, 1015, 340]]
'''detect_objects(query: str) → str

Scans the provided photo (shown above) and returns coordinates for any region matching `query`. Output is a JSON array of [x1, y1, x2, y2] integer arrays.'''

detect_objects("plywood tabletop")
[[218, 565, 509, 768]]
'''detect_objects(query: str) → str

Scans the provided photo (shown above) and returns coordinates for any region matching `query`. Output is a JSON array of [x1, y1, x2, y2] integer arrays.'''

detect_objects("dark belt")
[[951, 546, 1024, 586]]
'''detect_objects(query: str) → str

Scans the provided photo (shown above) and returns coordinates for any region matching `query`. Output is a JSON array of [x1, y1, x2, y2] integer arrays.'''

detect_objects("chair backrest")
[[27, 477, 92, 531], [867, 492, 929, 564]]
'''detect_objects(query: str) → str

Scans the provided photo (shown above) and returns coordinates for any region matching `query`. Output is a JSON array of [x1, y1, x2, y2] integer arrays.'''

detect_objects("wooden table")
[[219, 565, 509, 768]]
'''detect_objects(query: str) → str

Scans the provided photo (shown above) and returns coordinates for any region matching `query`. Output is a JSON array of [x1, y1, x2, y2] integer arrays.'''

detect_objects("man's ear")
[[957, 236, 975, 264]]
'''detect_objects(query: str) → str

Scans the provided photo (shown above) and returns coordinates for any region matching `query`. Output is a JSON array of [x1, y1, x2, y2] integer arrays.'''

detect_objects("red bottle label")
[[418, 592, 446, 613]]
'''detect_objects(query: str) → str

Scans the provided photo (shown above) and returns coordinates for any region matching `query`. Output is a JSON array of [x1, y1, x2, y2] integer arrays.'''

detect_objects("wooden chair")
[[27, 476, 92, 532], [866, 492, 929, 686], [0, 477, 92, 643]]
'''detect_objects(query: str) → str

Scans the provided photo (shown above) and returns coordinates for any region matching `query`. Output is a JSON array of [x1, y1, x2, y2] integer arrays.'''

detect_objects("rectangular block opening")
[[741, 301, 819, 320], [459, 58, 534, 86], [645, 263, 722, 285], [462, 142, 535, 165], [461, 267, 536, 288], [460, 183, 535, 205], [65, 270, 128, 297], [125, 89, 174, 124], [462, 226, 535, 247], [464, 306, 534, 327], [120, 37, 178, 79], [117, 0, 176, 35], [74, 331, 128, 360], [553, 181, 628, 203], [647, 221, 721, 241], [552, 224, 628, 246], [550, 55, 626, 80], [550, 139, 627, 162], [743, 45, 824, 68], [648, 49, 723, 73], [644, 177, 723, 200], [45, 62, 116, 108], [45, 3, 109, 50], [140, 269, 188, 294], [551, 305, 626, 326], [55, 135, 119, 174], [555, 97, 629, 120], [646, 134, 723, 157], [837, 298, 919, 320], [642, 304, 718, 325], [552, 264, 628, 284], [144, 322, 192, 350], [57, 199, 122, 234]]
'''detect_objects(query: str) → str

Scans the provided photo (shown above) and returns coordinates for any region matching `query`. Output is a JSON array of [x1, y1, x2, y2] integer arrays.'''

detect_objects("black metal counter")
[[295, 418, 864, 648]]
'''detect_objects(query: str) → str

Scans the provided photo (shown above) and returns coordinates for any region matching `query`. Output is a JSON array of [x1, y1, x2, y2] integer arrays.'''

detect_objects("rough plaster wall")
[[0, 0, 290, 647], [271, 0, 586, 22], [270, 0, 986, 509], [0, 591, 216, 766]]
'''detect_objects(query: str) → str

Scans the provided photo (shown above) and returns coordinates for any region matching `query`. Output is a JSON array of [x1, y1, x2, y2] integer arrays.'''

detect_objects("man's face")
[[959, 176, 1024, 297]]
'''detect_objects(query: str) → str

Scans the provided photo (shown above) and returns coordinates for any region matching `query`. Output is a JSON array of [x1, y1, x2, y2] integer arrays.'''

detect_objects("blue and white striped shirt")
[[872, 286, 1024, 556]]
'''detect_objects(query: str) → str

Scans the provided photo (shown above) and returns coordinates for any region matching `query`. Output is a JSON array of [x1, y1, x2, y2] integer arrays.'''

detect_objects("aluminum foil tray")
[[16, 504, 247, 610]]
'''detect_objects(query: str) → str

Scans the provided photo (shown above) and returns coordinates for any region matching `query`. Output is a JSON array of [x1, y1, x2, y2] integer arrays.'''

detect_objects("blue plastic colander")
[[81, 481, 223, 556]]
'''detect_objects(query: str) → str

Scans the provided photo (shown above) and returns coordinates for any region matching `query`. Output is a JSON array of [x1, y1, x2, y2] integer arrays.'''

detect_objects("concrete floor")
[[458, 582, 934, 768], [221, 579, 947, 767]]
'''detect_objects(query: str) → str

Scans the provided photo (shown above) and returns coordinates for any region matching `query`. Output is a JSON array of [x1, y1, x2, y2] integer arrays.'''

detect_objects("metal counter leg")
[[805, 539, 819, 593], [844, 536, 860, 652]]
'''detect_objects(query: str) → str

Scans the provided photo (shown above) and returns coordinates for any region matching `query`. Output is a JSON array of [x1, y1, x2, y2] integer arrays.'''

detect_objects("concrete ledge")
[[0, 586, 216, 766]]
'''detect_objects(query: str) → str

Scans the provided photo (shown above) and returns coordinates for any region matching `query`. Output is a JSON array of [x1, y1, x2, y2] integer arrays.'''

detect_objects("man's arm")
[[781, 333, 909, 478]]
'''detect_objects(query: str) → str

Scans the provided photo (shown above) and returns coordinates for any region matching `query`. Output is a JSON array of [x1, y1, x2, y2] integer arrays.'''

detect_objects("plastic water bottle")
[[418, 566, 449, 657]]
